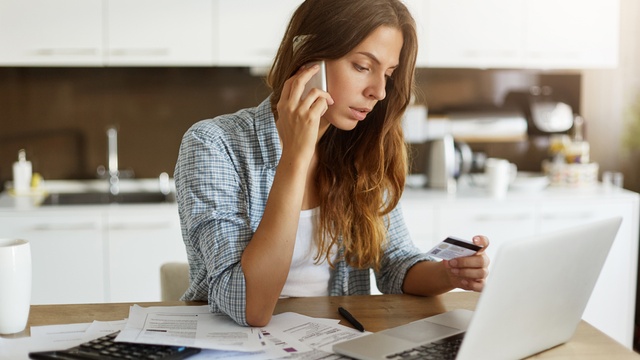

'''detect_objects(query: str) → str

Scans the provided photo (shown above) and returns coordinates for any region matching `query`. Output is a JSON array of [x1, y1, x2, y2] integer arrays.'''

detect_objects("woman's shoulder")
[[185, 98, 273, 144]]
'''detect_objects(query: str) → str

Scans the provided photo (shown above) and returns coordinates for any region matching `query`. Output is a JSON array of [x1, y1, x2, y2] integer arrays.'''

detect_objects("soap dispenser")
[[12, 149, 32, 194]]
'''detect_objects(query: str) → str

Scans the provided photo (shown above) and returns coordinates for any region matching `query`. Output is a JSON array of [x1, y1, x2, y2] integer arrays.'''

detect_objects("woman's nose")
[[365, 75, 387, 101]]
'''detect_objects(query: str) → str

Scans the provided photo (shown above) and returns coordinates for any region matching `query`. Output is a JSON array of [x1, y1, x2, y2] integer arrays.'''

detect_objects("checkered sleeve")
[[175, 120, 253, 326], [375, 203, 435, 294]]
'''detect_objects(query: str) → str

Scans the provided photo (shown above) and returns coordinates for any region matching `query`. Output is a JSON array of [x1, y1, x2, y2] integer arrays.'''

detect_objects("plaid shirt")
[[174, 97, 432, 326]]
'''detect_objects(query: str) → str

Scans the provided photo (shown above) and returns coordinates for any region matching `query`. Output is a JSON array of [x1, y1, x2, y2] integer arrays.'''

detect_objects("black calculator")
[[28, 331, 201, 359]]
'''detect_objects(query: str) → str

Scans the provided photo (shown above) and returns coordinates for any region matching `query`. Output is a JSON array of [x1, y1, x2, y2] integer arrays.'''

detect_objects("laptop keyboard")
[[29, 331, 201, 360], [385, 333, 465, 360]]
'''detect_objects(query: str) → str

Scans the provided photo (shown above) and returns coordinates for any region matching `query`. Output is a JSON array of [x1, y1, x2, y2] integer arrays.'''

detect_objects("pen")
[[338, 306, 365, 332]]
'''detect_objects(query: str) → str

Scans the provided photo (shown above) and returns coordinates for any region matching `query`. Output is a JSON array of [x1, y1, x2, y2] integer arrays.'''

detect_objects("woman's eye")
[[354, 64, 369, 72]]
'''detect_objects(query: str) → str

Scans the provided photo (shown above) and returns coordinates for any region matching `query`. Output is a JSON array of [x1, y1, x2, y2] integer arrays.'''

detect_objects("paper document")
[[116, 305, 265, 352], [188, 312, 361, 360]]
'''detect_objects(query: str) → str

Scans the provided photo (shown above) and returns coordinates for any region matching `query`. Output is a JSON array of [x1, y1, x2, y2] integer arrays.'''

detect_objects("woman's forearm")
[[241, 151, 311, 326]]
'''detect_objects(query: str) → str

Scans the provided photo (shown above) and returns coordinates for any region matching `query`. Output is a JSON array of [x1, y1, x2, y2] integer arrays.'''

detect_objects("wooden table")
[[3, 292, 639, 359]]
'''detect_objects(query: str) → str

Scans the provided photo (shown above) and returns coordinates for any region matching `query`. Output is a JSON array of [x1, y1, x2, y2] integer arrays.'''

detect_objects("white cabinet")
[[522, 0, 619, 68], [0, 0, 103, 66], [422, 0, 619, 69], [0, 202, 187, 304], [106, 205, 187, 302], [215, 0, 301, 67], [423, 0, 524, 68], [0, 210, 106, 304], [536, 200, 637, 348], [105, 0, 215, 66], [401, 187, 639, 348]]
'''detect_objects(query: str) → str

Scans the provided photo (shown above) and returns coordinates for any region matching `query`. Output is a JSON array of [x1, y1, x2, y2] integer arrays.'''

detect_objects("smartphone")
[[302, 60, 327, 100], [426, 236, 482, 260]]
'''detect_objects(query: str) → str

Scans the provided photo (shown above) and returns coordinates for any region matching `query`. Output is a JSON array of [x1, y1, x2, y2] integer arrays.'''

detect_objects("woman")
[[175, 0, 490, 327]]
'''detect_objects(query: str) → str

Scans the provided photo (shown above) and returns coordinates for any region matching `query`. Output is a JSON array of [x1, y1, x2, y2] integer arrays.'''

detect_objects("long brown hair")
[[267, 0, 417, 271]]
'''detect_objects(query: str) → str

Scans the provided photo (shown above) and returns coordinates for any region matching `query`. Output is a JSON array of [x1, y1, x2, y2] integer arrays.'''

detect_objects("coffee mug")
[[0, 239, 32, 334], [485, 158, 517, 198]]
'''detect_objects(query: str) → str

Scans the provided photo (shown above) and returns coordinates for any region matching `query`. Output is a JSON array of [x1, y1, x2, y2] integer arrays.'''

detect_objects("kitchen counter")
[[1, 179, 638, 348], [399, 182, 639, 349], [0, 178, 176, 211]]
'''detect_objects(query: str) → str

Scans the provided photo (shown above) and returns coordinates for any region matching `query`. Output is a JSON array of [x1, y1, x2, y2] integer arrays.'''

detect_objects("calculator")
[[28, 331, 201, 359]]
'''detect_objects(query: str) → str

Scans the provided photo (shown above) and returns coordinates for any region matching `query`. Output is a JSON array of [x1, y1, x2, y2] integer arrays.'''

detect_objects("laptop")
[[333, 216, 622, 360]]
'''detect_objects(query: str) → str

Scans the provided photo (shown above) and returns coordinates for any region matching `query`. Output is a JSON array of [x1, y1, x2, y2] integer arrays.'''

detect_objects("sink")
[[41, 191, 175, 206]]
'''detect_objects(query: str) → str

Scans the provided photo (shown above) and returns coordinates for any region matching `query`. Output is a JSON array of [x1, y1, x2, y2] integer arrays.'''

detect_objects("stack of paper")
[[0, 305, 367, 360]]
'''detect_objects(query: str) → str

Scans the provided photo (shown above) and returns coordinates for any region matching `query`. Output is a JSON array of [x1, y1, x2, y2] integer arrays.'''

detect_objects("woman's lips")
[[350, 107, 370, 121]]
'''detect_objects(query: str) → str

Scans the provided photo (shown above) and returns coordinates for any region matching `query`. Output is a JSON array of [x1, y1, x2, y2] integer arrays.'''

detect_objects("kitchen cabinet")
[[0, 0, 620, 69], [0, 0, 104, 66], [522, 0, 619, 68], [105, 0, 215, 66], [215, 0, 301, 67], [0, 202, 187, 305], [399, 186, 639, 348], [422, 0, 619, 69], [0, 210, 106, 304], [423, 0, 524, 68], [107, 205, 187, 302], [536, 200, 636, 347]]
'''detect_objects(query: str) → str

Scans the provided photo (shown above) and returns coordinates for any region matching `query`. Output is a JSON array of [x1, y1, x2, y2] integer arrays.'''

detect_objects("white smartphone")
[[302, 60, 327, 100]]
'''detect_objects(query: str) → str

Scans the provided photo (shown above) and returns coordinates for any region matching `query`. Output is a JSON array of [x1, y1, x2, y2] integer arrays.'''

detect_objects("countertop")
[[0, 178, 177, 211]]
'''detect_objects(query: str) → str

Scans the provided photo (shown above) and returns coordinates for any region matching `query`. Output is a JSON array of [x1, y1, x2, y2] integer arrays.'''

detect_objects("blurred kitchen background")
[[1, 0, 639, 193], [2, 0, 640, 351]]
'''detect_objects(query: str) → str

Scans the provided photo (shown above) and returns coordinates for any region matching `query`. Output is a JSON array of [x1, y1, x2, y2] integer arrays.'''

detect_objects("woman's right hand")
[[276, 64, 334, 160]]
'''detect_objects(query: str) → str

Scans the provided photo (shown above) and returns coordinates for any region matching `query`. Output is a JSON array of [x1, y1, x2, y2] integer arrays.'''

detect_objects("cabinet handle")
[[109, 48, 169, 56], [30, 222, 99, 231], [108, 222, 174, 230], [540, 212, 594, 221], [32, 48, 98, 56], [474, 214, 531, 222], [463, 50, 518, 58]]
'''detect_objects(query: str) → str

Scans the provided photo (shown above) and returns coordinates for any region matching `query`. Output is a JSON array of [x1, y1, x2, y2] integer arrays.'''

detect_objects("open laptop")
[[333, 216, 622, 360]]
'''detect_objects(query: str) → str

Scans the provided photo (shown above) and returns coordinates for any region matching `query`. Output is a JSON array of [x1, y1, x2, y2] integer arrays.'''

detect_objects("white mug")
[[485, 158, 516, 198], [0, 239, 32, 334]]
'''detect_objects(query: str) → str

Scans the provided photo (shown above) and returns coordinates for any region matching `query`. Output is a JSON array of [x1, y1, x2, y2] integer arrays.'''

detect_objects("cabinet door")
[[424, 0, 524, 68], [107, 205, 187, 302], [537, 200, 637, 348], [436, 202, 536, 267], [216, 0, 302, 67], [403, 0, 428, 67], [523, 0, 619, 69], [0, 0, 103, 66], [399, 198, 436, 252], [0, 211, 105, 304], [105, 0, 214, 66]]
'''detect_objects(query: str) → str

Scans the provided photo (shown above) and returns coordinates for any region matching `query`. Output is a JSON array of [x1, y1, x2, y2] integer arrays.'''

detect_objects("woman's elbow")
[[245, 308, 273, 327]]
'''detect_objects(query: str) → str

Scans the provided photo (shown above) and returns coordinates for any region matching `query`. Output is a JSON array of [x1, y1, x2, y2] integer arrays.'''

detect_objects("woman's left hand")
[[443, 236, 490, 292]]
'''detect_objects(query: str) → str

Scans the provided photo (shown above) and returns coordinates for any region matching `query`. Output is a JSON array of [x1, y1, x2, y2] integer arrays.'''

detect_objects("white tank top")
[[280, 207, 332, 297]]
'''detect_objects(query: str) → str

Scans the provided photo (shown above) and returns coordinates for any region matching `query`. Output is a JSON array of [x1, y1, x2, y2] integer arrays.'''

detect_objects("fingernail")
[[451, 268, 460, 275], [449, 259, 458, 267]]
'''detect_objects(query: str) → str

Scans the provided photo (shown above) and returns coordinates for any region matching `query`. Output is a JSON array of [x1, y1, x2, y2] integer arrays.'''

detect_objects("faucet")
[[107, 126, 119, 195]]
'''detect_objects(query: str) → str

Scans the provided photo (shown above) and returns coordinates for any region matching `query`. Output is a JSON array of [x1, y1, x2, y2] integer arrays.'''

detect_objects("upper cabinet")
[[0, 0, 621, 69], [421, 0, 620, 69], [105, 0, 214, 66], [0, 0, 104, 66], [215, 0, 301, 67], [422, 0, 524, 68], [522, 0, 619, 68]]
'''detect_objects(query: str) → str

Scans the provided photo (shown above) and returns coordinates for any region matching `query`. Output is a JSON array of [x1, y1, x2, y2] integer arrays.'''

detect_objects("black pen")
[[338, 306, 365, 332]]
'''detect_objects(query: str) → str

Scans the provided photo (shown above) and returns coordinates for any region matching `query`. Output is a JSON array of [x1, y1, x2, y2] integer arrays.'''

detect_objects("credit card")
[[427, 236, 482, 260]]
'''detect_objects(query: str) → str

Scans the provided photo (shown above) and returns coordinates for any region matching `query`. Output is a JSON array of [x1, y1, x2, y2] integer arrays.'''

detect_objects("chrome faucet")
[[107, 126, 119, 195]]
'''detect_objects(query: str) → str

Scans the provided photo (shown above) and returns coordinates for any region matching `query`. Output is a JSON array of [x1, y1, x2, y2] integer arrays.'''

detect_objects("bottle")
[[12, 149, 32, 194]]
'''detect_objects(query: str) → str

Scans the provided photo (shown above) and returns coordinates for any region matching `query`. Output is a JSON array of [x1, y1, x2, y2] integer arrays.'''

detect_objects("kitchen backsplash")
[[0, 67, 580, 187]]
